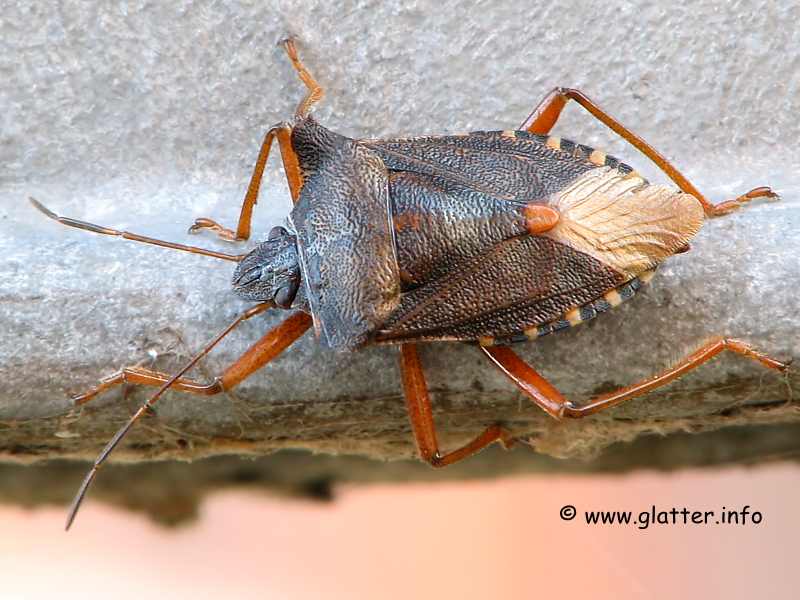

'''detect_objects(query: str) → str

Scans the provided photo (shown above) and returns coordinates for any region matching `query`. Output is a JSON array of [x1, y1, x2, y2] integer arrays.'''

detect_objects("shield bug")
[[32, 39, 787, 529]]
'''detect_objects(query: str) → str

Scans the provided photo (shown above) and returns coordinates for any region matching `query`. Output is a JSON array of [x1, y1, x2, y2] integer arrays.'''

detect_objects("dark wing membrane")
[[367, 130, 629, 343], [362, 130, 600, 205], [387, 170, 530, 287], [372, 130, 611, 290], [374, 235, 626, 344]]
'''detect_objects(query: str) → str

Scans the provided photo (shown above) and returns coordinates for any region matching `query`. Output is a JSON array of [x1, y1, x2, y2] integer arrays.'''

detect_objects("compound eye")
[[273, 282, 298, 309], [273, 268, 300, 308], [268, 226, 288, 240]]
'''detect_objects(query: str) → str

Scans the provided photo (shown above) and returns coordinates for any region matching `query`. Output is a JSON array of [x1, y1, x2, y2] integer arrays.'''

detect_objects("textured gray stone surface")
[[1, 0, 799, 481]]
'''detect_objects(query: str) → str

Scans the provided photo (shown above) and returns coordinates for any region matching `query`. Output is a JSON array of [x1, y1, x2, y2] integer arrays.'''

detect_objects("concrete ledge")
[[1, 188, 797, 467], [2, 1, 799, 517]]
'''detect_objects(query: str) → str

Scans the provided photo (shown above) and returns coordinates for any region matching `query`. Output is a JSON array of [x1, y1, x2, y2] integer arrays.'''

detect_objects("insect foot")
[[706, 186, 779, 217], [187, 217, 242, 242]]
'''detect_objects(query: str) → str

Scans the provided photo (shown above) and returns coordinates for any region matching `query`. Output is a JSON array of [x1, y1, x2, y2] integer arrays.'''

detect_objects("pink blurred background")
[[1, 464, 796, 599]]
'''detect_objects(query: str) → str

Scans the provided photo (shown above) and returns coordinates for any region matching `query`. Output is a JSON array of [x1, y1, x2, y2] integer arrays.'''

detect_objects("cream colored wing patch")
[[545, 167, 705, 278]]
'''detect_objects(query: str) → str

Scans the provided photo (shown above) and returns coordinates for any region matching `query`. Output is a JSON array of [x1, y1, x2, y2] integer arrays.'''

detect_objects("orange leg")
[[482, 338, 789, 419], [399, 343, 514, 467], [188, 123, 303, 242], [65, 307, 312, 530], [521, 87, 777, 218], [189, 39, 321, 243], [73, 311, 313, 406], [281, 37, 325, 119]]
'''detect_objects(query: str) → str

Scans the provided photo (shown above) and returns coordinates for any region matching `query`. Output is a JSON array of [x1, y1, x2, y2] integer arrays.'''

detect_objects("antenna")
[[65, 302, 272, 530], [30, 198, 246, 263]]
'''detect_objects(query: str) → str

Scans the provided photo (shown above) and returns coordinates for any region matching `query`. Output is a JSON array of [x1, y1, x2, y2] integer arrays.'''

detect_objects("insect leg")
[[72, 311, 313, 406], [66, 307, 312, 530], [399, 343, 514, 467], [281, 37, 325, 119], [187, 39, 320, 242], [65, 302, 261, 528], [519, 87, 777, 217], [482, 338, 789, 419], [188, 122, 304, 242]]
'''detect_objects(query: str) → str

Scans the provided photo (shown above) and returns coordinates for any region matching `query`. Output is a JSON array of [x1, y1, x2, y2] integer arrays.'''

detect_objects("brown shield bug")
[[31, 39, 787, 529]]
